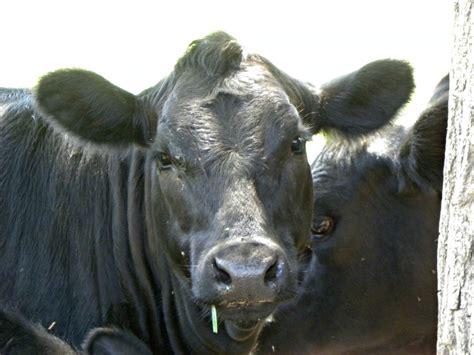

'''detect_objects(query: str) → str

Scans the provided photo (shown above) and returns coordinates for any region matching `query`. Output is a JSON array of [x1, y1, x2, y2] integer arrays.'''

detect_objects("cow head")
[[34, 32, 414, 350], [303, 76, 448, 349]]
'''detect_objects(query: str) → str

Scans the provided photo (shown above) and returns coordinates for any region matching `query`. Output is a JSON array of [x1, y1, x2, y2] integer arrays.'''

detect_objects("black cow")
[[257, 76, 449, 354], [0, 32, 414, 354]]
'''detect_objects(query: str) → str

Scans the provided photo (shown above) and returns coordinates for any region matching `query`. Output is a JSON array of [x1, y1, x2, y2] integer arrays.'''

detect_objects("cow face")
[[310, 76, 448, 270], [311, 144, 441, 273], [307, 77, 448, 341], [34, 32, 414, 343], [151, 61, 313, 336]]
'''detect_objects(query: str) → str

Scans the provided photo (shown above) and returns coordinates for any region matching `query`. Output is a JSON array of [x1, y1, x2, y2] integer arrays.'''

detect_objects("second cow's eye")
[[311, 216, 334, 241]]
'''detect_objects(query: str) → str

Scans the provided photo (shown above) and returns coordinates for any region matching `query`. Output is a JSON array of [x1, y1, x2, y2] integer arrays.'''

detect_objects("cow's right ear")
[[35, 69, 152, 147], [310, 59, 415, 136], [399, 76, 449, 192]]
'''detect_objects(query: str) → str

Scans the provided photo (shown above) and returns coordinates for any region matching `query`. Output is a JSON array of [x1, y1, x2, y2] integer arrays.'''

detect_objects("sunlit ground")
[[1, 0, 452, 162]]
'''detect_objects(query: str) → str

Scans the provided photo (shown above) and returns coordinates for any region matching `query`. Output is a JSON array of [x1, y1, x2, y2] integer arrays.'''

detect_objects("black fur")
[[0, 32, 413, 354], [0, 309, 75, 355], [175, 32, 243, 78], [258, 76, 449, 354]]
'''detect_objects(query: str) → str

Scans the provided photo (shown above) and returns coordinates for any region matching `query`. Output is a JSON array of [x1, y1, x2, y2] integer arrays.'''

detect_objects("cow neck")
[[111, 149, 166, 351]]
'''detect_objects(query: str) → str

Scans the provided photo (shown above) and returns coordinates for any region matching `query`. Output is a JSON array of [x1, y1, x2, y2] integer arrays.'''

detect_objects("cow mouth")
[[207, 302, 275, 342]]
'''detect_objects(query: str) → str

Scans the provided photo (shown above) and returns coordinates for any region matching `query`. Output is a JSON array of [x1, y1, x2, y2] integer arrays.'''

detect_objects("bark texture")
[[437, 1, 474, 354]]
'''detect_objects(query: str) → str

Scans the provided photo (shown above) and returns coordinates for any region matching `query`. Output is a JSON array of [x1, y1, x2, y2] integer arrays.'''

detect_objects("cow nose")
[[213, 254, 279, 286], [207, 241, 289, 302]]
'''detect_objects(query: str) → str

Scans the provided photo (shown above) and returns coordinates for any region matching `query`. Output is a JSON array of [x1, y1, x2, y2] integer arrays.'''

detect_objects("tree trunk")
[[437, 1, 474, 354]]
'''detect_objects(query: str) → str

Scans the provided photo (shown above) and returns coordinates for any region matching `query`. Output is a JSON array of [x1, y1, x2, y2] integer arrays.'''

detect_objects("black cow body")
[[0, 32, 414, 354], [257, 76, 449, 354]]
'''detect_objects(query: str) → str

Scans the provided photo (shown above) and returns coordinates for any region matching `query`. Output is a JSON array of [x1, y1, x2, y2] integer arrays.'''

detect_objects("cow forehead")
[[156, 64, 302, 165], [164, 61, 294, 117]]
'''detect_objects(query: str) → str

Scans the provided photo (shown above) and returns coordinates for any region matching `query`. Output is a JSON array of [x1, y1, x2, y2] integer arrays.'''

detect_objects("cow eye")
[[311, 216, 334, 241], [157, 152, 173, 170], [291, 136, 306, 154]]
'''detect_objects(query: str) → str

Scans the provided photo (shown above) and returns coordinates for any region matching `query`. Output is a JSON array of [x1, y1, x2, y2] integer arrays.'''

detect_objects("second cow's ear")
[[35, 69, 152, 147], [399, 76, 449, 192], [310, 59, 415, 136]]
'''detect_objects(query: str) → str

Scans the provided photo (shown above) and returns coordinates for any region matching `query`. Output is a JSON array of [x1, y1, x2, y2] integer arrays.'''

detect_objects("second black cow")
[[258, 76, 449, 354]]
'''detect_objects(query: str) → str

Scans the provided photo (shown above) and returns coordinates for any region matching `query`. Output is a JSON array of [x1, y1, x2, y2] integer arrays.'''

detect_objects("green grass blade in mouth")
[[211, 305, 218, 333]]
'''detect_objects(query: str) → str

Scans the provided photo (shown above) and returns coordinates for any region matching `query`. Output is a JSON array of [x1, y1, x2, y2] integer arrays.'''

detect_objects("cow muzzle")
[[193, 239, 291, 329]]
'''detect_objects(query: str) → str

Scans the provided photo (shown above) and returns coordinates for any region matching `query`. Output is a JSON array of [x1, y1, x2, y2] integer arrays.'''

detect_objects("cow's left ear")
[[399, 77, 449, 192], [35, 69, 152, 146], [308, 59, 415, 136]]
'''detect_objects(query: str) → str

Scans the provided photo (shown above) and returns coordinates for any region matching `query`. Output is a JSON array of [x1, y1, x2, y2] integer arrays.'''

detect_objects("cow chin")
[[224, 317, 269, 342]]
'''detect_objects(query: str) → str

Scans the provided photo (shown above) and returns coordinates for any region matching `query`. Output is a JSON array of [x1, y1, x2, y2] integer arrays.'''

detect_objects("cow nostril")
[[264, 259, 280, 285], [213, 259, 232, 286]]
